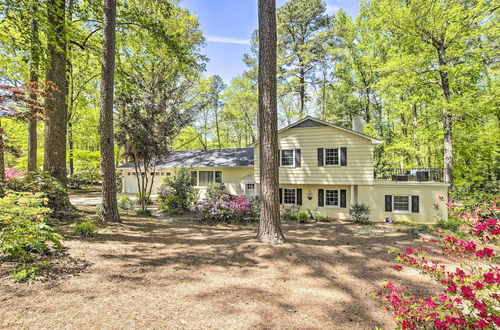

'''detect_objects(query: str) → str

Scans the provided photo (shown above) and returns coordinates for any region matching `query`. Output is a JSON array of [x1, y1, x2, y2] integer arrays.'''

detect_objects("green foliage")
[[11, 266, 38, 282], [117, 196, 134, 210], [350, 203, 371, 223], [95, 203, 102, 217], [436, 216, 463, 233], [0, 192, 63, 260], [158, 169, 197, 214], [1, 172, 75, 220], [72, 221, 98, 238], [68, 173, 85, 189], [135, 209, 152, 217], [297, 210, 309, 223]]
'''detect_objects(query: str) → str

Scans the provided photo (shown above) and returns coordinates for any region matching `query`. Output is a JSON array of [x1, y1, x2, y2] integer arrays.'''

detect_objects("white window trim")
[[195, 170, 223, 187], [280, 149, 295, 167], [393, 195, 411, 213], [323, 147, 341, 167], [283, 188, 297, 205], [324, 189, 340, 208]]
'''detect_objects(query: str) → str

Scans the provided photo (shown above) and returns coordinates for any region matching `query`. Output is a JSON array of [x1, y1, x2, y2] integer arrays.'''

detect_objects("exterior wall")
[[254, 126, 375, 185], [120, 166, 254, 200], [280, 184, 352, 219], [358, 183, 449, 223]]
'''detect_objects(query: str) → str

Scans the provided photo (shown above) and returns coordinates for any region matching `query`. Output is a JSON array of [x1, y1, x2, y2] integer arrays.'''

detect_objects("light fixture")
[[307, 190, 313, 200]]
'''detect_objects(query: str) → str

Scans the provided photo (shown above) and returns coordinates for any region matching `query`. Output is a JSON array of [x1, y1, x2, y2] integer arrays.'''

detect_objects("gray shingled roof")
[[117, 148, 254, 169]]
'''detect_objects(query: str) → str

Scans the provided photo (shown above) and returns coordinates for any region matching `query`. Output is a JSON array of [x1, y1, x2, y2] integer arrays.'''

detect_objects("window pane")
[[325, 148, 339, 165], [393, 196, 409, 211], [325, 190, 339, 206], [284, 188, 296, 204], [281, 150, 294, 166], [199, 171, 214, 186], [215, 171, 222, 183], [246, 183, 255, 190]]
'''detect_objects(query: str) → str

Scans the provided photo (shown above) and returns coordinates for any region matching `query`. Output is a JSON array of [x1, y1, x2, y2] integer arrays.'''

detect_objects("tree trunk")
[[68, 120, 74, 175], [44, 0, 68, 186], [0, 120, 5, 181], [437, 46, 453, 193], [99, 0, 120, 222], [28, 2, 39, 172], [299, 68, 305, 117], [257, 0, 284, 244]]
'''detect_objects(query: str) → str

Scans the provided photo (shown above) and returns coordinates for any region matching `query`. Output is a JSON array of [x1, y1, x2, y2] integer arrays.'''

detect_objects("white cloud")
[[206, 35, 250, 45], [325, 3, 340, 15]]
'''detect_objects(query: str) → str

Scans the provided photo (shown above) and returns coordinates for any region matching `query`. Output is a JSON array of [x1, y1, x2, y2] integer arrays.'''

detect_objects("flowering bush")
[[158, 169, 197, 214], [375, 198, 500, 329], [4, 168, 26, 180], [197, 184, 257, 223]]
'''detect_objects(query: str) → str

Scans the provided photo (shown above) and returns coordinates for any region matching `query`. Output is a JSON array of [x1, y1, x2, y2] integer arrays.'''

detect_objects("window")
[[246, 183, 255, 190], [198, 171, 214, 186], [283, 188, 296, 205], [325, 190, 339, 207], [191, 171, 198, 185], [215, 171, 222, 183], [166, 172, 171, 177], [281, 150, 295, 166], [393, 196, 410, 212], [325, 148, 340, 166]]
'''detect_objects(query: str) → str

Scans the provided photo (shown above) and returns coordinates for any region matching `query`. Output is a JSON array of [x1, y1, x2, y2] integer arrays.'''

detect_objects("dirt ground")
[[0, 210, 440, 329]]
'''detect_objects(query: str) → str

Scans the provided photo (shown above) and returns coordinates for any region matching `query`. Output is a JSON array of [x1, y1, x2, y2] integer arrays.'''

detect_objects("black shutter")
[[340, 147, 347, 166], [295, 149, 301, 167], [412, 196, 419, 213], [278, 149, 281, 167], [340, 189, 347, 208], [318, 189, 324, 207], [385, 195, 392, 212], [297, 188, 302, 205], [279, 188, 283, 204], [317, 148, 324, 166]]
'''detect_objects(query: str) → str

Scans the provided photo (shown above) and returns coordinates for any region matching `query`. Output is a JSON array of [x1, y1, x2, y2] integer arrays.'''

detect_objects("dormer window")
[[280, 149, 295, 166]]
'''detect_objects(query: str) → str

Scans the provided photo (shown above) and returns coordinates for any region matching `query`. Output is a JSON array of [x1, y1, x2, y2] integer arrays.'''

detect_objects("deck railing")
[[374, 168, 444, 183]]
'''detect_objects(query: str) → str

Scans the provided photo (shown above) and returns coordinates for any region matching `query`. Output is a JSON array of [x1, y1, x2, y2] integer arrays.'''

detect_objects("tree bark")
[[44, 0, 68, 186], [257, 0, 284, 244], [68, 120, 74, 175], [99, 0, 120, 222], [437, 46, 454, 193], [28, 2, 39, 172], [0, 120, 5, 181]]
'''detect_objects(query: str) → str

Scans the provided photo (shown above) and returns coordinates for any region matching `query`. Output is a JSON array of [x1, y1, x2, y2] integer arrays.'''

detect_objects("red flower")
[[393, 265, 403, 271], [460, 286, 475, 300], [405, 248, 414, 254], [476, 248, 494, 258], [472, 281, 484, 290], [447, 284, 457, 293]]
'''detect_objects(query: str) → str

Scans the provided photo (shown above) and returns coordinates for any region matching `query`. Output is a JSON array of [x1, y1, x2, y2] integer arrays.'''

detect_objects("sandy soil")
[[0, 211, 440, 329]]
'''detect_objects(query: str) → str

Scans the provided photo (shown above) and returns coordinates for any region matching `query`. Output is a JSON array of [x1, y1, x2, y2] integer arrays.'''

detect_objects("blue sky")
[[182, 0, 360, 84]]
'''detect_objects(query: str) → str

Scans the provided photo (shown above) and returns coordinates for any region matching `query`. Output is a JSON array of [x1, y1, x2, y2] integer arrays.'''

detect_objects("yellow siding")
[[358, 183, 449, 223], [254, 126, 374, 185], [280, 184, 352, 219], [121, 166, 254, 200]]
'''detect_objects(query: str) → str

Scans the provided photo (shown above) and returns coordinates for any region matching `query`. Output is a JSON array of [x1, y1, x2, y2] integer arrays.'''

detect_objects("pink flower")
[[476, 248, 494, 258], [393, 265, 403, 271], [405, 248, 414, 254], [447, 284, 457, 293]]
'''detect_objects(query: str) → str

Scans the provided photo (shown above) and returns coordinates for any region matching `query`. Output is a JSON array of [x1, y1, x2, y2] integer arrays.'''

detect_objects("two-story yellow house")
[[118, 116, 449, 223]]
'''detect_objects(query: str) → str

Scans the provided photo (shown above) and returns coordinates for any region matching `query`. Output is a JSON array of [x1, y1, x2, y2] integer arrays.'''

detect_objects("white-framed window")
[[325, 189, 339, 207], [246, 183, 255, 190], [198, 171, 214, 186], [280, 150, 295, 166], [283, 188, 296, 205], [393, 196, 410, 212], [324, 148, 340, 166], [166, 172, 171, 176]]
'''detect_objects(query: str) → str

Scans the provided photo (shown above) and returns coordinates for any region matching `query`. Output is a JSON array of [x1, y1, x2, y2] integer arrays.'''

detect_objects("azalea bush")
[[197, 184, 257, 223], [4, 168, 26, 180], [158, 169, 197, 214], [375, 198, 500, 329], [0, 192, 64, 260]]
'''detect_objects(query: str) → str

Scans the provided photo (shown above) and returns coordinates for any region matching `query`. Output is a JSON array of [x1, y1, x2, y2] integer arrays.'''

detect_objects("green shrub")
[[158, 169, 196, 214], [349, 203, 371, 223], [0, 192, 64, 259], [95, 203, 103, 217], [297, 210, 309, 223], [135, 209, 152, 217], [117, 196, 134, 210], [72, 221, 98, 238], [282, 210, 297, 221], [68, 173, 85, 189], [436, 216, 462, 232], [316, 214, 334, 222], [11, 266, 38, 282], [1, 172, 76, 220]]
